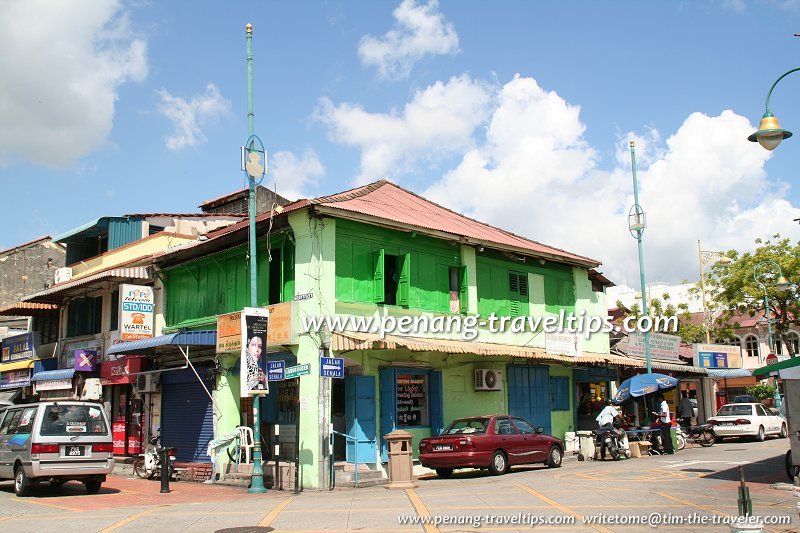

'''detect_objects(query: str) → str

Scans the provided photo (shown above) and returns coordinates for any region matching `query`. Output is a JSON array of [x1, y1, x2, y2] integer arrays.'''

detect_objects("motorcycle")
[[675, 424, 715, 450], [133, 429, 176, 480], [594, 422, 630, 461]]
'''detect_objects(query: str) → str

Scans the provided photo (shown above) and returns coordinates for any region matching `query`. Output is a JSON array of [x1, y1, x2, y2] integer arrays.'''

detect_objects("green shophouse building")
[[153, 180, 629, 490]]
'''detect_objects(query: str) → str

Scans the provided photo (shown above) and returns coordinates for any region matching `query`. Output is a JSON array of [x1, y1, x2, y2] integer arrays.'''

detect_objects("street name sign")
[[285, 363, 311, 379]]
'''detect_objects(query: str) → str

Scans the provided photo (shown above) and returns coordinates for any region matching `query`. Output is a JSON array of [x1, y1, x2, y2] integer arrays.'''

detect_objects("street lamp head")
[[628, 204, 646, 233], [777, 275, 791, 292], [718, 256, 732, 265], [246, 23, 253, 33], [748, 113, 792, 151]]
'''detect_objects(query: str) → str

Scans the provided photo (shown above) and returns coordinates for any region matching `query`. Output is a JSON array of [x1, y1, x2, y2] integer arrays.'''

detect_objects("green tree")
[[705, 235, 799, 356]]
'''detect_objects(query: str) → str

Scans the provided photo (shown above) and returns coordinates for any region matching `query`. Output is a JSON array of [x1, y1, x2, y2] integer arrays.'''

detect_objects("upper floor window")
[[508, 272, 529, 317], [744, 335, 759, 358], [67, 296, 102, 337], [776, 332, 799, 356]]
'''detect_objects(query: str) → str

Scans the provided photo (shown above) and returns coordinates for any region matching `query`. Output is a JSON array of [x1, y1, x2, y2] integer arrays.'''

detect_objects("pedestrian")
[[653, 394, 674, 455], [678, 391, 694, 429]]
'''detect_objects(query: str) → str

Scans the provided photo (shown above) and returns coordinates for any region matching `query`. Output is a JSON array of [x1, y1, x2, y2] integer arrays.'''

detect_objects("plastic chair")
[[236, 426, 255, 464]]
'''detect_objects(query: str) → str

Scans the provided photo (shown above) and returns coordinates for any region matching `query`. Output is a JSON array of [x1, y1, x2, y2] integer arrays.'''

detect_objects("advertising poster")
[[119, 284, 155, 341], [240, 307, 270, 396]]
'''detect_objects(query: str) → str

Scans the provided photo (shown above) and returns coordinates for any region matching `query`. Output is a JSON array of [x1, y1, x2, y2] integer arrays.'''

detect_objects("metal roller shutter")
[[160, 368, 213, 463]]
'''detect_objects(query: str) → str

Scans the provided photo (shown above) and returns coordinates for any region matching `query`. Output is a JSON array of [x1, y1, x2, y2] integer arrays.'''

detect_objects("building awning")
[[31, 368, 76, 382], [0, 360, 36, 372], [0, 302, 60, 316], [107, 330, 217, 356], [23, 266, 153, 304], [648, 361, 708, 375], [706, 368, 752, 379], [753, 356, 800, 377], [332, 331, 648, 367]]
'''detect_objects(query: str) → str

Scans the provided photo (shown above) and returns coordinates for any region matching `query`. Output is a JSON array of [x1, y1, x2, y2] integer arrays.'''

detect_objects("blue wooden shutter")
[[345, 376, 377, 464], [378, 367, 396, 462], [429, 371, 444, 436]]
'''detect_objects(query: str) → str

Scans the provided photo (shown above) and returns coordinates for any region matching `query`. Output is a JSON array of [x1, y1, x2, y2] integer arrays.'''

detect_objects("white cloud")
[[319, 72, 800, 284], [270, 149, 326, 202], [0, 0, 147, 167], [358, 0, 459, 80], [315, 74, 493, 182], [157, 84, 230, 151]]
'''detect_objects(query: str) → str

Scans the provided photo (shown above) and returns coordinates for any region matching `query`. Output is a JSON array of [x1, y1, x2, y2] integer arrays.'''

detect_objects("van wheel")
[[14, 466, 32, 497], [488, 450, 507, 475], [85, 479, 102, 494]]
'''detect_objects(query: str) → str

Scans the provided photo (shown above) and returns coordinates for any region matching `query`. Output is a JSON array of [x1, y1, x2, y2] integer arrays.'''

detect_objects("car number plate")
[[721, 422, 735, 426], [65, 445, 85, 457], [433, 445, 452, 451]]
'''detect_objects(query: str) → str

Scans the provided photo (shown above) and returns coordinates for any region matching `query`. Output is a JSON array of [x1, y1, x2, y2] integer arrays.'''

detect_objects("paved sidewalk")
[[0, 439, 794, 532]]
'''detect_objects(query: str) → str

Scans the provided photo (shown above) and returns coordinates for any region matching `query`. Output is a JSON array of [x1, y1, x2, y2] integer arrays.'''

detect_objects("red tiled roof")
[[0, 235, 59, 257], [200, 180, 599, 267]]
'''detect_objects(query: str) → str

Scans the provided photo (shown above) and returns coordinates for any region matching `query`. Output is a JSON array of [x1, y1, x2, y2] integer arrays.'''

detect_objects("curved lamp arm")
[[748, 68, 800, 150]]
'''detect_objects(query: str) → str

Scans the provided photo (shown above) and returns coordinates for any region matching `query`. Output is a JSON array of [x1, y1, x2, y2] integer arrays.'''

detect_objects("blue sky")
[[1, 0, 799, 286]]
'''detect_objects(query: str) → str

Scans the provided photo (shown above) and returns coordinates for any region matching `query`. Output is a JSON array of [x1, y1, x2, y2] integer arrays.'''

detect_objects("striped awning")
[[0, 302, 59, 316], [332, 331, 648, 367], [23, 266, 153, 303], [107, 330, 217, 356], [706, 368, 752, 379], [31, 368, 76, 382]]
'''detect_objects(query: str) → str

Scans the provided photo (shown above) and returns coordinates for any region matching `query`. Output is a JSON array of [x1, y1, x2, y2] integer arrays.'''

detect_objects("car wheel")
[[780, 424, 788, 438], [787, 450, 800, 481], [435, 468, 453, 478], [488, 450, 507, 475], [14, 466, 32, 497], [546, 446, 562, 468], [85, 479, 102, 494], [756, 426, 765, 442]]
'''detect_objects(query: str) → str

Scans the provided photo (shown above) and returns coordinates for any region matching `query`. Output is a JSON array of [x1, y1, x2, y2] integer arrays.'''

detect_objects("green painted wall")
[[573, 268, 610, 354], [214, 353, 242, 470], [549, 365, 574, 439]]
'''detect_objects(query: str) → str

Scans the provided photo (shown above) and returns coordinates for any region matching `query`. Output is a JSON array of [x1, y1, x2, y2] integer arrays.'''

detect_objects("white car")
[[708, 403, 787, 441]]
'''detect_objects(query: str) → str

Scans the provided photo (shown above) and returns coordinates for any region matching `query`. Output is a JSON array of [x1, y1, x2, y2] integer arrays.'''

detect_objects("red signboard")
[[113, 420, 127, 455], [765, 353, 778, 365], [101, 356, 146, 385]]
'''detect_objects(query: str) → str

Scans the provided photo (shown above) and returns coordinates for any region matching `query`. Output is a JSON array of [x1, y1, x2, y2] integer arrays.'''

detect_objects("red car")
[[418, 415, 563, 478]]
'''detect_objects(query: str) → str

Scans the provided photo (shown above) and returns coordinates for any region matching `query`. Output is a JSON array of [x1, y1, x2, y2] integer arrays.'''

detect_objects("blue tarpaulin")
[[106, 330, 217, 356]]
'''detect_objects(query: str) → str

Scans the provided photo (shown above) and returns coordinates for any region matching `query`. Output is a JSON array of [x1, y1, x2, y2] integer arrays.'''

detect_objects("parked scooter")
[[133, 428, 176, 480], [594, 421, 630, 460], [675, 423, 715, 450]]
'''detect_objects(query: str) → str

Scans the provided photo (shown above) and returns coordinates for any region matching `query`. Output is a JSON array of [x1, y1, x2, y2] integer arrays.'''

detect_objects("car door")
[[492, 417, 522, 464], [0, 409, 22, 479], [756, 404, 779, 433], [511, 417, 547, 464]]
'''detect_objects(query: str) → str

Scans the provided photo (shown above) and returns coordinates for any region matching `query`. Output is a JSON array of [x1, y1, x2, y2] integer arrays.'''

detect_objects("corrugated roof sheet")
[[23, 266, 153, 303], [333, 331, 642, 367], [106, 330, 217, 355], [0, 235, 55, 257], [0, 302, 59, 316]]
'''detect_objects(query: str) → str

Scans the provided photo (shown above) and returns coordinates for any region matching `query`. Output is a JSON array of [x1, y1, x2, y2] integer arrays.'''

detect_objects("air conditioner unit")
[[81, 378, 103, 401], [54, 267, 72, 285], [135, 373, 159, 393], [474, 369, 502, 391]]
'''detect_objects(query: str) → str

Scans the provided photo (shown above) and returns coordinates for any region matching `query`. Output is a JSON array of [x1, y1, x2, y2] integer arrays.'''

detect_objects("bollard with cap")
[[160, 446, 175, 493]]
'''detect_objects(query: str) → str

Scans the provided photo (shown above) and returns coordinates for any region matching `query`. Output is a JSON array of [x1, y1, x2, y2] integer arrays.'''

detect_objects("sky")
[[2, 0, 800, 287]]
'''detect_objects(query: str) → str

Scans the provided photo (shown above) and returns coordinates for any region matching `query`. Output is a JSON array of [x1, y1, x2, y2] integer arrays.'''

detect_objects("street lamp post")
[[697, 240, 732, 343], [748, 68, 799, 150], [244, 22, 268, 494], [628, 141, 651, 373], [753, 260, 791, 409]]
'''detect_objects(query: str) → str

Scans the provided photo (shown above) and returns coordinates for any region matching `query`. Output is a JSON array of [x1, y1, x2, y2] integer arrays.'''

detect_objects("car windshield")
[[40, 404, 108, 436], [443, 418, 489, 435], [717, 405, 753, 417]]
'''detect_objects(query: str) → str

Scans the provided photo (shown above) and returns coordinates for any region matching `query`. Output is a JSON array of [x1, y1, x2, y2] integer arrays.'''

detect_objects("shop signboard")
[[74, 349, 97, 372], [546, 332, 581, 357], [1, 332, 38, 363], [101, 355, 146, 385], [0, 369, 31, 389], [119, 284, 155, 341], [241, 307, 270, 396], [628, 332, 681, 361], [59, 338, 104, 370], [692, 343, 744, 369], [216, 311, 242, 353], [218, 302, 298, 354]]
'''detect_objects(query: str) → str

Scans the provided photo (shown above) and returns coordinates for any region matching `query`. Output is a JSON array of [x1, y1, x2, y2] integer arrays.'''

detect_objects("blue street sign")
[[320, 357, 344, 378], [267, 360, 285, 381]]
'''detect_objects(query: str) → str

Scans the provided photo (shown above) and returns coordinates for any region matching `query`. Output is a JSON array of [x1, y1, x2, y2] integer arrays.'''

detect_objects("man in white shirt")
[[656, 395, 674, 454], [596, 400, 621, 460]]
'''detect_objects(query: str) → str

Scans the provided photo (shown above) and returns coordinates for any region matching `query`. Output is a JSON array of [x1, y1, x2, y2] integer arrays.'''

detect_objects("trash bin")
[[564, 432, 578, 453], [576, 431, 596, 461], [384, 430, 416, 489]]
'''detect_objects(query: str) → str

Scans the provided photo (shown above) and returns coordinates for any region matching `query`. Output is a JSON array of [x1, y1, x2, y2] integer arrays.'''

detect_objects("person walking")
[[678, 391, 694, 429], [656, 394, 674, 455]]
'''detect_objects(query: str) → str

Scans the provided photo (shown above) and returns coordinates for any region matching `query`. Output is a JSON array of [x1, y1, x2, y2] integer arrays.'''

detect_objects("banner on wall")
[[1, 332, 38, 362], [240, 307, 270, 396]]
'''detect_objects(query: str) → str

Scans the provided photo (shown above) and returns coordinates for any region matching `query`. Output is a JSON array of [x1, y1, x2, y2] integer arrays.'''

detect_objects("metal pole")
[[698, 240, 711, 344], [294, 385, 301, 494], [245, 22, 267, 494], [630, 141, 651, 373]]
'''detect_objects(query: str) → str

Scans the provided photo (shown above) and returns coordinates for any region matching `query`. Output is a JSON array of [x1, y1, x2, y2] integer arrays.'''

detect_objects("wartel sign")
[[119, 284, 154, 341]]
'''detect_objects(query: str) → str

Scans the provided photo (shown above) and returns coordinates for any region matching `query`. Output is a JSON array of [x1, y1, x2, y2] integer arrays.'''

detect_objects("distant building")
[[0, 236, 65, 309]]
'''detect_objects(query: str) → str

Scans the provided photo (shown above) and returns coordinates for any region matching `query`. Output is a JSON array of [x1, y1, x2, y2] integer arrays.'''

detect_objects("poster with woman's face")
[[241, 307, 270, 396]]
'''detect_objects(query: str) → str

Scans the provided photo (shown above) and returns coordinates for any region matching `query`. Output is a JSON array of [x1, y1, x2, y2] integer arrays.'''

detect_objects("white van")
[[0, 401, 115, 496]]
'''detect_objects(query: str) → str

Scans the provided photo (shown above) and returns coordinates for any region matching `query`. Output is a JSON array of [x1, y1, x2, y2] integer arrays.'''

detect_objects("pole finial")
[[630, 140, 635, 148], [246, 23, 253, 33]]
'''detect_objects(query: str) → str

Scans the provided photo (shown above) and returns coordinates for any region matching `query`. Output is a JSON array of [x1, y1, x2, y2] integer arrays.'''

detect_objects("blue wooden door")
[[507, 366, 551, 435], [345, 375, 377, 464]]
